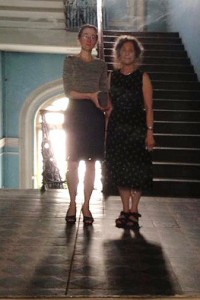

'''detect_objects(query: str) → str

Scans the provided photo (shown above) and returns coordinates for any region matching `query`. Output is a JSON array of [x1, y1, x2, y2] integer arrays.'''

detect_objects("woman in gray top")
[[63, 24, 108, 225]]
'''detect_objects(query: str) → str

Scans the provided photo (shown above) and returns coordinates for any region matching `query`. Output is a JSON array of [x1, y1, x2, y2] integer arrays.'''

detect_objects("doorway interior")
[[34, 97, 102, 192]]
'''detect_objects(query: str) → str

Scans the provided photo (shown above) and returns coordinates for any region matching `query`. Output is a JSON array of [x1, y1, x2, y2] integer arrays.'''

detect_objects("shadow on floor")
[[103, 228, 181, 295]]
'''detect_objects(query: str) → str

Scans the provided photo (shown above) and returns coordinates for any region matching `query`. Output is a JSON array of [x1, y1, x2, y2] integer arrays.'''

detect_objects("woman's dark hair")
[[78, 24, 98, 39], [113, 35, 144, 67]]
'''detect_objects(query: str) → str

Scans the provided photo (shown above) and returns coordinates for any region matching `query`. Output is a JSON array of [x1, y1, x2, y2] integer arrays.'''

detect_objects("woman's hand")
[[145, 130, 155, 151], [90, 92, 102, 109], [90, 91, 112, 111]]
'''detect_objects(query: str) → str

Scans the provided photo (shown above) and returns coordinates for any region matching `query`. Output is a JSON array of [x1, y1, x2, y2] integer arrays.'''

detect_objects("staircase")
[[103, 30, 200, 198]]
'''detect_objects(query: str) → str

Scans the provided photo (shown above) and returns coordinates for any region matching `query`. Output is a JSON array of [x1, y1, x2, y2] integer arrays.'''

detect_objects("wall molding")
[[0, 137, 19, 149], [0, 138, 5, 148], [0, 0, 65, 30]]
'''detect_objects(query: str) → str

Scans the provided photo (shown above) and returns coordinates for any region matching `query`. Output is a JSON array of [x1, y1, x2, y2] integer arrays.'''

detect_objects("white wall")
[[168, 0, 200, 80]]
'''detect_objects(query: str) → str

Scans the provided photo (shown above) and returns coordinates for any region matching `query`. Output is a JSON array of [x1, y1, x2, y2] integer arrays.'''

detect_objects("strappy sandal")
[[65, 206, 76, 224], [82, 207, 94, 226], [83, 215, 94, 226], [65, 215, 76, 224], [115, 211, 129, 228], [126, 212, 141, 229]]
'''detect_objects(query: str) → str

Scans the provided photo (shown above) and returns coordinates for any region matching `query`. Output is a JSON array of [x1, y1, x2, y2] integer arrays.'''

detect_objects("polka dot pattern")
[[105, 69, 153, 191]]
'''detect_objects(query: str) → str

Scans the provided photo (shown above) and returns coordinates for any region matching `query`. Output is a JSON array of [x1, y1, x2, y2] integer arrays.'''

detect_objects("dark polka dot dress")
[[105, 69, 153, 192]]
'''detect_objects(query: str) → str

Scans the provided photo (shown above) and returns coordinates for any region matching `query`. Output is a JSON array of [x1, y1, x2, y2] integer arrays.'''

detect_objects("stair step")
[[144, 50, 188, 58], [151, 180, 200, 198], [107, 70, 198, 82], [154, 122, 200, 134], [141, 65, 195, 73], [154, 110, 200, 122], [153, 163, 200, 180], [149, 73, 198, 82], [155, 134, 200, 148], [104, 36, 183, 45], [154, 99, 200, 110], [153, 81, 200, 90], [107, 63, 195, 73], [105, 55, 191, 65], [104, 42, 185, 51], [144, 44, 185, 51], [152, 148, 200, 164], [154, 89, 200, 100], [104, 48, 188, 58], [103, 30, 180, 38]]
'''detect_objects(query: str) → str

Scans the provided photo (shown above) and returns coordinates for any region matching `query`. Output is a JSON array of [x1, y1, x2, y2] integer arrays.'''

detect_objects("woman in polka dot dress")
[[105, 35, 155, 229]]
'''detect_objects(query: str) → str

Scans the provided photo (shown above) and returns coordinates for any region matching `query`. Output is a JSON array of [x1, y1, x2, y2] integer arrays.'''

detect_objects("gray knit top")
[[63, 56, 108, 97]]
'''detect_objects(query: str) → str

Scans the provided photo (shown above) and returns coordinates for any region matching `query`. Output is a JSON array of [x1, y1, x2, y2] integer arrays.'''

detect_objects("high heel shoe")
[[81, 207, 94, 225], [65, 206, 76, 224], [126, 212, 141, 229], [83, 215, 94, 225], [65, 214, 76, 224], [115, 211, 129, 228]]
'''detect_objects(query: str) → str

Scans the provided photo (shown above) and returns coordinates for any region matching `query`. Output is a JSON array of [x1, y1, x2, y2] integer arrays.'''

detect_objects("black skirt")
[[64, 99, 105, 161]]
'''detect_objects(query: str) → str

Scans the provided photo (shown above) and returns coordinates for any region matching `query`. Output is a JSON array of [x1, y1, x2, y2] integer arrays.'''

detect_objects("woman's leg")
[[82, 160, 95, 223], [127, 190, 142, 228], [115, 187, 131, 227], [66, 160, 79, 218], [118, 187, 131, 213], [130, 190, 142, 213]]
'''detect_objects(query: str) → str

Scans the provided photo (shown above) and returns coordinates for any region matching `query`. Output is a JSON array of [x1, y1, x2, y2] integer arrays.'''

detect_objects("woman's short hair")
[[113, 35, 144, 66], [78, 24, 98, 39]]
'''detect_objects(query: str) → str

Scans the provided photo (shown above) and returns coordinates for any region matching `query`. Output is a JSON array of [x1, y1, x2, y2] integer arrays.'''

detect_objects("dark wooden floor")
[[0, 188, 200, 299]]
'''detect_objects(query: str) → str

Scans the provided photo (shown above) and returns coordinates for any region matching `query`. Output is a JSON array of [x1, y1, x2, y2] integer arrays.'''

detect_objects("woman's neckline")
[[119, 67, 138, 76], [76, 54, 95, 63]]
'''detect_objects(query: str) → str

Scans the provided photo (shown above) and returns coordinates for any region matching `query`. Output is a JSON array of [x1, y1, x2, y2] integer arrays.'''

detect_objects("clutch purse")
[[97, 91, 109, 108]]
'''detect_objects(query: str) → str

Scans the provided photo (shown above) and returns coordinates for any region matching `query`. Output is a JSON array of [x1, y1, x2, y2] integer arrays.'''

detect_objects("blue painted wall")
[[145, 0, 168, 32], [168, 0, 200, 80], [3, 152, 19, 188], [105, 0, 168, 32], [4, 52, 65, 137], [1, 52, 65, 188]]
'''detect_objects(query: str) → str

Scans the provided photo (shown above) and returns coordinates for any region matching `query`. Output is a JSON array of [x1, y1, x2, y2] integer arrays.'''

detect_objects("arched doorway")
[[19, 79, 64, 188]]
